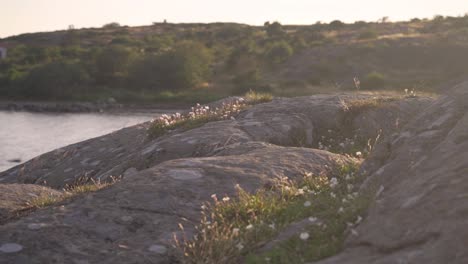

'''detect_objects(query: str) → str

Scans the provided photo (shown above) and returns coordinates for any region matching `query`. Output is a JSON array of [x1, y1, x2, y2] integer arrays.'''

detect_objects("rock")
[[315, 82, 468, 263], [148, 244, 168, 254], [0, 184, 62, 222], [0, 92, 445, 263], [0, 243, 23, 253], [123, 167, 138, 178]]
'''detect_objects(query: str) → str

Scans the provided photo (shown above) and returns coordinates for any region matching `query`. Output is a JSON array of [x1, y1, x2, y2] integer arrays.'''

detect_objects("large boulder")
[[0, 94, 429, 189], [315, 82, 468, 263]]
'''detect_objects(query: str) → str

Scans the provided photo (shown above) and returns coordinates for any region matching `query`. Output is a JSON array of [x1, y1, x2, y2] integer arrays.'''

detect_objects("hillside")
[[1, 16, 468, 104]]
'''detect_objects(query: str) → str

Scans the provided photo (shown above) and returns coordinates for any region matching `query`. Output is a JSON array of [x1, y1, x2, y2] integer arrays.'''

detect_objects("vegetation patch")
[[25, 176, 119, 209], [174, 162, 371, 264], [244, 91, 273, 105], [147, 99, 248, 139]]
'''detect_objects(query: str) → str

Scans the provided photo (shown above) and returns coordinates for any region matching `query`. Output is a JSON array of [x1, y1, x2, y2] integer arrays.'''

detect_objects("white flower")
[[296, 188, 305, 195], [245, 224, 254, 230], [200, 204, 207, 210], [308, 217, 318, 223], [236, 243, 244, 250], [303, 201, 312, 207], [299, 232, 310, 240], [356, 216, 363, 224], [329, 177, 338, 188], [211, 194, 217, 201], [222, 196, 230, 202], [355, 151, 362, 157]]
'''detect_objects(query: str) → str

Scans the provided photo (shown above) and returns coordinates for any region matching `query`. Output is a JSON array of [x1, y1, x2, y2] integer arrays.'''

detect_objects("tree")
[[95, 46, 135, 85], [265, 21, 284, 37], [20, 62, 90, 99], [265, 41, 294, 64], [129, 41, 212, 90]]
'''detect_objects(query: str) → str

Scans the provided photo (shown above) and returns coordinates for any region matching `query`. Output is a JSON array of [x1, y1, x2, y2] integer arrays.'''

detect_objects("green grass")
[[174, 162, 371, 264], [25, 177, 118, 209], [244, 91, 273, 104]]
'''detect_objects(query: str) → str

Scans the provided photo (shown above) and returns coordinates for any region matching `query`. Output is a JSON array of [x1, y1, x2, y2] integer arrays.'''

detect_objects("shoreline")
[[0, 100, 190, 114]]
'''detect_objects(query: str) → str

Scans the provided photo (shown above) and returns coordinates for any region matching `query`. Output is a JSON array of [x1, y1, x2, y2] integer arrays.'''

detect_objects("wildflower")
[[303, 201, 312, 207], [211, 194, 218, 202], [200, 204, 207, 210], [222, 196, 230, 202], [245, 224, 254, 230], [356, 216, 363, 224], [355, 151, 362, 157], [299, 232, 310, 240], [329, 177, 338, 188], [296, 188, 305, 195], [236, 243, 244, 250]]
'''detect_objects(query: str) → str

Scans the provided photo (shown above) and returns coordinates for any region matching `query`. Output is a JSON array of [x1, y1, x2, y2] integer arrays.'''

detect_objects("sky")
[[1, 0, 467, 38]]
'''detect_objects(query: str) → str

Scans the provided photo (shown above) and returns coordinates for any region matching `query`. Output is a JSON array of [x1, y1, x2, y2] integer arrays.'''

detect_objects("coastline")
[[0, 100, 189, 114]]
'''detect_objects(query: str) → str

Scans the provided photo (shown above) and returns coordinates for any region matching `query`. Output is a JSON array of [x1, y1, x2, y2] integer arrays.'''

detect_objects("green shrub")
[[361, 72, 386, 90], [20, 62, 90, 99], [129, 41, 212, 91], [231, 69, 262, 95], [265, 41, 294, 64], [358, 29, 378, 40], [94, 45, 136, 85]]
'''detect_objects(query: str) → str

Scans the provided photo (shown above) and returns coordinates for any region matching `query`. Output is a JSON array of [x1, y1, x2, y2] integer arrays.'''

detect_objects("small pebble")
[[0, 243, 23, 253], [148, 244, 167, 254], [121, 216, 133, 222], [27, 223, 46, 230]]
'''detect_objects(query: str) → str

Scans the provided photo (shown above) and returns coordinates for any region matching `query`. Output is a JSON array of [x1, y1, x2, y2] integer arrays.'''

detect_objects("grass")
[[174, 161, 371, 264], [25, 176, 119, 209], [147, 99, 248, 139], [244, 91, 273, 105]]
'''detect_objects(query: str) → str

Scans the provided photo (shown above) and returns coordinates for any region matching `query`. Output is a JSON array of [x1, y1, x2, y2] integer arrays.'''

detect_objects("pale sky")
[[1, 0, 467, 38]]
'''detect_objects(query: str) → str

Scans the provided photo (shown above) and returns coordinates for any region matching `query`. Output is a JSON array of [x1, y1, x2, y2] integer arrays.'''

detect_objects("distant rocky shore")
[[0, 100, 189, 113]]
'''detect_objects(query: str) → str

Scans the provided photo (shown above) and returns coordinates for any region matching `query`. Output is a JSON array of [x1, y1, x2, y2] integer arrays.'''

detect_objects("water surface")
[[0, 111, 159, 172]]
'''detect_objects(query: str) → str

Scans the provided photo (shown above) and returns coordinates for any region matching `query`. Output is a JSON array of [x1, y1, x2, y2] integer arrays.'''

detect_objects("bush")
[[361, 72, 386, 90], [265, 41, 294, 64], [329, 20, 345, 30], [19, 62, 90, 99], [129, 41, 212, 91], [231, 69, 261, 95], [358, 29, 378, 40], [95, 46, 136, 85]]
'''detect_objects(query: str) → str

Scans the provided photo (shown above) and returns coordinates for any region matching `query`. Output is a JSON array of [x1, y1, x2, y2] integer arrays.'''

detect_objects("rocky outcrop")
[[315, 82, 468, 264], [0, 92, 442, 263]]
